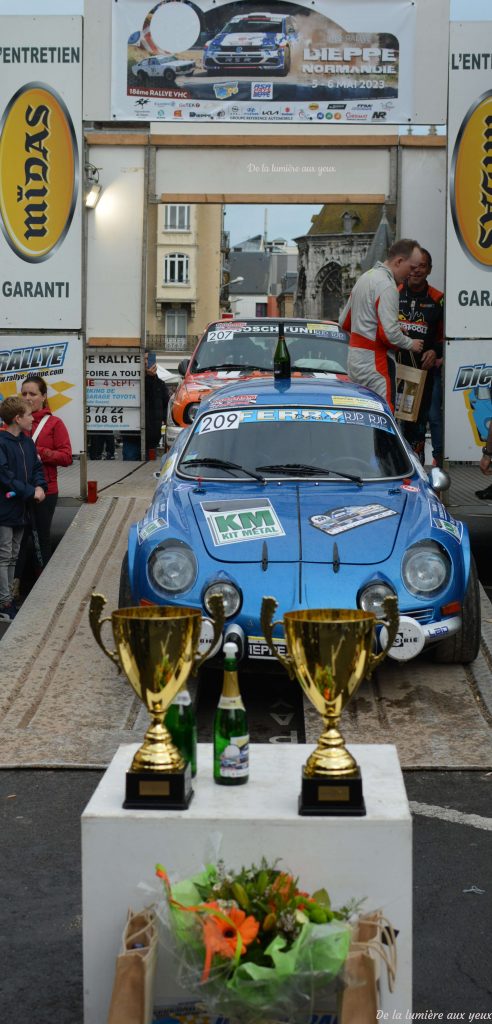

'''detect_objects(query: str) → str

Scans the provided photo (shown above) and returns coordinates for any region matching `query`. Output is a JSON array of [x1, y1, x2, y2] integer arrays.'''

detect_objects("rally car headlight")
[[204, 582, 242, 618], [148, 541, 197, 594], [402, 541, 451, 597], [359, 582, 396, 617], [184, 402, 200, 424]]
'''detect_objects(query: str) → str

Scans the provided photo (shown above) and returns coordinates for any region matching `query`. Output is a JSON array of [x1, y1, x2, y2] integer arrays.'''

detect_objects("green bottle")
[[273, 321, 291, 380], [165, 683, 197, 777], [213, 642, 249, 786]]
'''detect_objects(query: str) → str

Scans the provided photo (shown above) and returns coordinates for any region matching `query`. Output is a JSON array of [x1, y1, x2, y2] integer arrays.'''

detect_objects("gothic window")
[[321, 263, 342, 320]]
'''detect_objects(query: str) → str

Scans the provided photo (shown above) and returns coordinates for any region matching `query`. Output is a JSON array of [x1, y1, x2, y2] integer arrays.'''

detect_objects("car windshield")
[[178, 404, 412, 481], [224, 18, 282, 32], [191, 323, 349, 375]]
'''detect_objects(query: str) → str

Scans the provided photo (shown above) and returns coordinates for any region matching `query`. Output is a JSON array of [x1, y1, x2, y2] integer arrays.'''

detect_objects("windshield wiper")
[[180, 456, 265, 483], [194, 363, 263, 373], [256, 462, 363, 484]]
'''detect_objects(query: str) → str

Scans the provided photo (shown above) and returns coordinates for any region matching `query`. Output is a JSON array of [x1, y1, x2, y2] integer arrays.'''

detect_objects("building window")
[[164, 253, 189, 284], [256, 302, 267, 317], [165, 204, 190, 231], [165, 310, 188, 350]]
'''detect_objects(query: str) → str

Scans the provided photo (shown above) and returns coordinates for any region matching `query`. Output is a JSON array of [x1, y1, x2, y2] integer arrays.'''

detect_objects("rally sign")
[[86, 349, 142, 433], [111, 0, 416, 124], [444, 338, 492, 460]]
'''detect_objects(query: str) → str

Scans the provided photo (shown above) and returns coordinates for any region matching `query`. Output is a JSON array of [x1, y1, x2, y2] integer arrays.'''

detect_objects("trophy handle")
[[193, 593, 225, 673], [88, 592, 122, 670], [260, 596, 296, 679], [368, 595, 400, 673]]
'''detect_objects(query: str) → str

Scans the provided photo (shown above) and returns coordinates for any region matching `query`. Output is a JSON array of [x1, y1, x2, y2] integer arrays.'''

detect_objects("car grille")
[[405, 608, 434, 624]]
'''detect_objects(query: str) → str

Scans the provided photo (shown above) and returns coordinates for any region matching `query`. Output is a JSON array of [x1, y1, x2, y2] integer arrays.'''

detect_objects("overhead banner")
[[86, 349, 141, 432], [111, 0, 416, 124], [444, 339, 492, 461], [446, 21, 492, 339], [0, 16, 82, 330], [0, 335, 85, 453]]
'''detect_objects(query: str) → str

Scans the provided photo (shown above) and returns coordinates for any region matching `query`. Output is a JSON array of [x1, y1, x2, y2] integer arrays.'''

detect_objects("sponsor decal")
[[372, 110, 387, 120], [210, 393, 257, 409], [251, 82, 273, 99], [401, 483, 419, 492], [201, 498, 285, 546], [213, 82, 239, 99], [0, 82, 78, 263], [450, 89, 492, 269], [137, 517, 168, 543], [310, 504, 397, 536], [427, 625, 449, 638], [330, 395, 384, 411], [432, 517, 463, 543], [241, 407, 346, 425], [248, 635, 288, 660], [382, 616, 426, 661]]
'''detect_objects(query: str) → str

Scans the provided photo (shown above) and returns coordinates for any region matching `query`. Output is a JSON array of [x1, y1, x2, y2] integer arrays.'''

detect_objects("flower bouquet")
[[156, 858, 358, 1024]]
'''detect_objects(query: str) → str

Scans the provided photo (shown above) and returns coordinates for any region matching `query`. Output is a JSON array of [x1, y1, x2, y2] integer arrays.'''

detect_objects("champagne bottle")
[[165, 683, 197, 777], [273, 321, 291, 380], [213, 642, 249, 786]]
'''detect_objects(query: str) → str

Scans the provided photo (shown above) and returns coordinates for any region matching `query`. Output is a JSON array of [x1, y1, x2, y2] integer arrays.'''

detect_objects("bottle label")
[[172, 690, 192, 707], [219, 735, 249, 778], [218, 695, 245, 710]]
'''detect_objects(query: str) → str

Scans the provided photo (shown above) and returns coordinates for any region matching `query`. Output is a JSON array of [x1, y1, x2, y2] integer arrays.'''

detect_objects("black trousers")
[[15, 493, 58, 582]]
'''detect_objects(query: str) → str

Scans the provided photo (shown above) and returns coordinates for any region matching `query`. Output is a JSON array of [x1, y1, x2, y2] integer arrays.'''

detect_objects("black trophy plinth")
[[298, 767, 366, 817], [123, 763, 193, 810]]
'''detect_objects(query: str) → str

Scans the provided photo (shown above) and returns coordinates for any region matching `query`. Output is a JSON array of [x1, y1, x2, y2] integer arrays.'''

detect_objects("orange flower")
[[201, 901, 259, 982]]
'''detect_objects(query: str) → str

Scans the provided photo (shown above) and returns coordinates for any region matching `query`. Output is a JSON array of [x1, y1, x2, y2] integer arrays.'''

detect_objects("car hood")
[[179, 367, 347, 404], [215, 31, 281, 47], [188, 483, 407, 564]]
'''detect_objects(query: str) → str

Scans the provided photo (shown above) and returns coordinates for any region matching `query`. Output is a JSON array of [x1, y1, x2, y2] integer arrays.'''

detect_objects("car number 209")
[[198, 411, 242, 433]]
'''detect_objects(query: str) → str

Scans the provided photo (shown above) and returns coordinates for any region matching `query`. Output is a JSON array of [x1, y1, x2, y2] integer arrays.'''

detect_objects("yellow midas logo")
[[0, 83, 78, 263], [451, 90, 492, 269], [1, 380, 74, 410]]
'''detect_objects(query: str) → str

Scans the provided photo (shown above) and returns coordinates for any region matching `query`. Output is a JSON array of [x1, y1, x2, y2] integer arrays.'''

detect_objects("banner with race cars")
[[111, 0, 416, 124], [0, 17, 82, 329], [0, 335, 85, 452], [86, 349, 141, 432], [444, 338, 492, 461], [446, 21, 492, 339]]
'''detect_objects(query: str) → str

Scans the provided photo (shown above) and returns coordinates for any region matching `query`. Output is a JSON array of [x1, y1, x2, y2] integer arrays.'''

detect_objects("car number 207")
[[198, 411, 242, 433]]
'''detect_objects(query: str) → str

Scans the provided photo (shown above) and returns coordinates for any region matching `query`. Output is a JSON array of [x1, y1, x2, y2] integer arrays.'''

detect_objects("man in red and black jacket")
[[398, 248, 444, 463]]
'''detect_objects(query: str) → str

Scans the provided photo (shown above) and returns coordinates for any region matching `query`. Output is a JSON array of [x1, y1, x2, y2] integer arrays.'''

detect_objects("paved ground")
[[0, 457, 491, 1022]]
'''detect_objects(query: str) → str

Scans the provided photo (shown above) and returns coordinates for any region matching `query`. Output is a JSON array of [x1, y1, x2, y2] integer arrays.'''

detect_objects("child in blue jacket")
[[0, 396, 47, 619]]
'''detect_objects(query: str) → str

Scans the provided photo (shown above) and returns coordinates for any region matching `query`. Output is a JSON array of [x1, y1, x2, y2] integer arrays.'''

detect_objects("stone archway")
[[318, 261, 342, 320]]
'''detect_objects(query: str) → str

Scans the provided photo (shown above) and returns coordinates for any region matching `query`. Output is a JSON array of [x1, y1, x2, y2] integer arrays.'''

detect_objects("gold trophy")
[[89, 594, 224, 809], [260, 597, 399, 816]]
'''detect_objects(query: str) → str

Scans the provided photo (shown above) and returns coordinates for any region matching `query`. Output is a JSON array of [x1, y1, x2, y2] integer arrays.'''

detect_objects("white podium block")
[[82, 743, 412, 1023]]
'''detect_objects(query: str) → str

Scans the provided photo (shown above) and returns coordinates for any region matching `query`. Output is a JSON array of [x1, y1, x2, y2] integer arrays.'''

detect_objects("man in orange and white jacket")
[[339, 238, 424, 410]]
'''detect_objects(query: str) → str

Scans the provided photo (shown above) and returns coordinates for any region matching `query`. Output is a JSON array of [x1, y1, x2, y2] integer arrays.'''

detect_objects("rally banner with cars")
[[446, 21, 492, 338], [0, 335, 84, 452], [0, 17, 82, 330], [86, 349, 141, 432], [111, 0, 416, 124], [444, 338, 492, 461]]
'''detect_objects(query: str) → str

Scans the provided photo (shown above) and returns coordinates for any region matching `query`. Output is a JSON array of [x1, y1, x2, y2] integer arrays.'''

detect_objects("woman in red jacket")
[[18, 375, 73, 571]]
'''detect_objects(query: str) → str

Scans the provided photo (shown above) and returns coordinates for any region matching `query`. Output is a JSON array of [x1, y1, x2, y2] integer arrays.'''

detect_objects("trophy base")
[[298, 768, 366, 817], [123, 764, 193, 810]]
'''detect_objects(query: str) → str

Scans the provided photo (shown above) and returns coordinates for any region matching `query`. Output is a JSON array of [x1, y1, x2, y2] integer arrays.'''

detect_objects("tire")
[[118, 552, 133, 608], [136, 71, 147, 84], [433, 556, 481, 664], [163, 68, 176, 83]]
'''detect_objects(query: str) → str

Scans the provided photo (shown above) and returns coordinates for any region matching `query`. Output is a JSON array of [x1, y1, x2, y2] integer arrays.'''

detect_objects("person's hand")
[[34, 486, 46, 502], [146, 364, 158, 377], [421, 350, 437, 370], [411, 338, 424, 354], [479, 453, 492, 476]]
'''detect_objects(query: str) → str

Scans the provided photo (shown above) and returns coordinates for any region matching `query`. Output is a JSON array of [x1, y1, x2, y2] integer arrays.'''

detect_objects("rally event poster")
[[111, 0, 415, 124]]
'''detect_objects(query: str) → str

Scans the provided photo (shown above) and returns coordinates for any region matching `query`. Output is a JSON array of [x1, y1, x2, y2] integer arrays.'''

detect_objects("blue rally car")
[[203, 11, 297, 76], [120, 377, 480, 669]]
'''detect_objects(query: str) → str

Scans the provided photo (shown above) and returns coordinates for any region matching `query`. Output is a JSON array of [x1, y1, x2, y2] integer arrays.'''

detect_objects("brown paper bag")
[[339, 910, 398, 1024], [395, 359, 427, 423], [107, 907, 157, 1024]]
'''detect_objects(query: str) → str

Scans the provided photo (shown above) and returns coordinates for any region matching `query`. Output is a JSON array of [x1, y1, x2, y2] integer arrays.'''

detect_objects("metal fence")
[[146, 333, 199, 353]]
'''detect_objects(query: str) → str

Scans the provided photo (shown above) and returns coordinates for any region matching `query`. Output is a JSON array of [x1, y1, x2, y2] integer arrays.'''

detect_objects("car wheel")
[[433, 557, 481, 664], [118, 552, 133, 608], [163, 68, 176, 83], [136, 71, 147, 84], [279, 48, 291, 76]]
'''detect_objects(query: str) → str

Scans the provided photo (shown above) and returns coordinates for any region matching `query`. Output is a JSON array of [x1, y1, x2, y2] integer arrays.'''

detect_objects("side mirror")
[[428, 467, 450, 493], [177, 358, 189, 376]]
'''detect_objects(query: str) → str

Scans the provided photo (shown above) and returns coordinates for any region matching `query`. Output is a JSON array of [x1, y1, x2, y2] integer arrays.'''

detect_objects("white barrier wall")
[[85, 146, 145, 341]]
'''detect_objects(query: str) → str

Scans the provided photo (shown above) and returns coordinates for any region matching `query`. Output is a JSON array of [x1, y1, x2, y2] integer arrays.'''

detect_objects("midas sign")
[[451, 90, 492, 269], [0, 82, 78, 263]]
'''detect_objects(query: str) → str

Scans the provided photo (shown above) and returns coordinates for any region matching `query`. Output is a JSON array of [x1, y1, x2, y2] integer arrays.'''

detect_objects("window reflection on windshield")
[[179, 406, 412, 480], [192, 326, 348, 374]]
